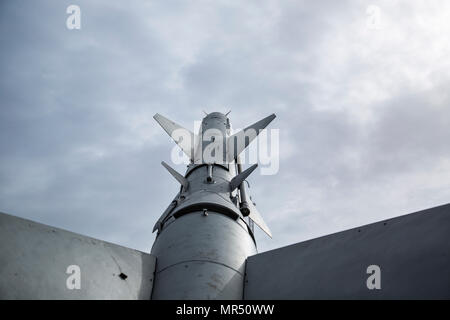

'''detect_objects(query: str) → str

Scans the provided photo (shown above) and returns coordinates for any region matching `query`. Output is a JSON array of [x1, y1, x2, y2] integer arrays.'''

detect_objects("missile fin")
[[230, 164, 258, 192], [154, 113, 197, 162], [152, 195, 178, 233], [161, 161, 189, 190], [248, 200, 272, 238], [227, 113, 276, 162]]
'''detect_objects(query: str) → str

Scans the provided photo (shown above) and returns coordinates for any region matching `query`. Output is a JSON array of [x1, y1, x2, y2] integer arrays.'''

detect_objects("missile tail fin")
[[161, 161, 189, 190], [152, 194, 178, 233], [248, 200, 272, 238], [227, 113, 276, 162], [154, 113, 196, 162], [230, 164, 258, 191]]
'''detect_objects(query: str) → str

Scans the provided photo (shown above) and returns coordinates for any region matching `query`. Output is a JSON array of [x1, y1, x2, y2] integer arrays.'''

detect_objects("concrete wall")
[[0, 212, 156, 299], [244, 203, 450, 299]]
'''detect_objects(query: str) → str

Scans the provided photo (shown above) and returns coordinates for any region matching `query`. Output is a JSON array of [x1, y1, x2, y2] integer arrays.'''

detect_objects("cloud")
[[1, 0, 450, 253]]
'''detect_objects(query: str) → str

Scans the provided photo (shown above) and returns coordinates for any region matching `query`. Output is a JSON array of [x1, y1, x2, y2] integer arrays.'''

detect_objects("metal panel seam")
[[156, 259, 245, 276]]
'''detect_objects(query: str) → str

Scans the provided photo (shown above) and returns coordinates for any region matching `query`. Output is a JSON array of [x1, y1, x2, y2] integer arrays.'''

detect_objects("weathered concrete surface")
[[244, 203, 450, 299], [0, 212, 156, 299]]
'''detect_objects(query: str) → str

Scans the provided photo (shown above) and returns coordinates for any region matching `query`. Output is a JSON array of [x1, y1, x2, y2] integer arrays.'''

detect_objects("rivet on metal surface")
[[203, 209, 208, 217]]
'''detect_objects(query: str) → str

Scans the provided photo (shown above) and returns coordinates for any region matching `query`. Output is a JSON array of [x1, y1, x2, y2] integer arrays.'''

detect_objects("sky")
[[1, 0, 450, 253]]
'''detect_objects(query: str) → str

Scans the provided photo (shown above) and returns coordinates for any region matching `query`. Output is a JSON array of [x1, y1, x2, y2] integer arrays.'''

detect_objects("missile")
[[150, 111, 275, 299], [1, 111, 449, 300]]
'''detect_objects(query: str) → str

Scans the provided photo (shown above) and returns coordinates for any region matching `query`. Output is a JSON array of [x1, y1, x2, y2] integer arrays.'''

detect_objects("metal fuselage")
[[150, 112, 257, 299]]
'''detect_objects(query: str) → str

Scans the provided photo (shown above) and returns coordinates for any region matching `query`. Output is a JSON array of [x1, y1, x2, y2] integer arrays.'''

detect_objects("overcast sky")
[[1, 0, 449, 253]]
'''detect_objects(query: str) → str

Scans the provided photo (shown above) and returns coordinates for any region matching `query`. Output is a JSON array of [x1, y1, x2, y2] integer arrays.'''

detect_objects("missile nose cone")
[[208, 112, 225, 117]]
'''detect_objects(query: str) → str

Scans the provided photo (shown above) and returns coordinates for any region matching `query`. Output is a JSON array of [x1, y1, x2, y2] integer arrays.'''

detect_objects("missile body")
[[151, 112, 275, 299]]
